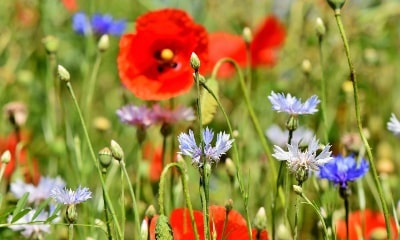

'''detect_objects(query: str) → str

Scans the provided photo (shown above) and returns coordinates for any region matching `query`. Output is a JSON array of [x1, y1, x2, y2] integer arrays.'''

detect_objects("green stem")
[[120, 166, 125, 239], [84, 50, 103, 117], [333, 9, 392, 239], [318, 35, 329, 142], [158, 163, 200, 240], [102, 188, 113, 240], [68, 224, 74, 240], [294, 182, 303, 240], [135, 143, 142, 213], [120, 160, 141, 236], [64, 81, 122, 239]]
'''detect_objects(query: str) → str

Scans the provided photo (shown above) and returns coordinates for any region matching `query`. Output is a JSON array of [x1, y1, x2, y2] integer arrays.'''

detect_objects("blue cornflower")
[[91, 13, 126, 36], [50, 185, 92, 205], [319, 155, 369, 188], [268, 91, 320, 115], [178, 127, 234, 167], [72, 12, 92, 35], [11, 176, 65, 203], [387, 113, 400, 137], [116, 105, 153, 128]]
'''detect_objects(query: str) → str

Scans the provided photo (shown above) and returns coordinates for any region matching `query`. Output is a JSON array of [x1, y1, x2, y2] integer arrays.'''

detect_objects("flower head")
[[72, 12, 91, 35], [116, 105, 153, 128], [178, 128, 234, 167], [150, 104, 195, 124], [11, 176, 65, 203], [319, 155, 369, 188], [272, 136, 332, 173], [50, 185, 92, 205], [268, 91, 320, 115], [336, 209, 398, 240], [91, 13, 126, 36], [8, 209, 51, 238], [387, 113, 400, 137], [117, 8, 208, 100], [207, 15, 285, 78], [265, 124, 314, 147]]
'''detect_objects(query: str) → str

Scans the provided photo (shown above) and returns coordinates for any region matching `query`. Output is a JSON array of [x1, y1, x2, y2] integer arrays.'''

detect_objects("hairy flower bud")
[[190, 52, 200, 71], [110, 140, 124, 161], [1, 150, 11, 164], [57, 65, 70, 82], [326, 0, 346, 11], [98, 34, 110, 52], [253, 207, 267, 231], [98, 147, 113, 170]]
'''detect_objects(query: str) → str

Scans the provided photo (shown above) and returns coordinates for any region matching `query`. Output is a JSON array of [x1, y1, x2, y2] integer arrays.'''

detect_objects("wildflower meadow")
[[1, 0, 400, 239]]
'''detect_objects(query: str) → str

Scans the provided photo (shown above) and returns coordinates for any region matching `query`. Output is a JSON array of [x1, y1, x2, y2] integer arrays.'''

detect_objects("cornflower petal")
[[50, 185, 92, 205], [116, 105, 153, 128], [268, 91, 320, 115], [387, 113, 400, 137]]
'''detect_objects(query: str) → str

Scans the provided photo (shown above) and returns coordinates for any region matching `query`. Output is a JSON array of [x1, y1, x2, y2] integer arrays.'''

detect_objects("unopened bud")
[[1, 150, 11, 164], [225, 199, 233, 213], [110, 140, 124, 161], [66, 204, 78, 224], [140, 219, 148, 240], [42, 35, 59, 54], [292, 185, 303, 195], [190, 52, 200, 71], [302, 59, 312, 75], [145, 205, 156, 220], [98, 34, 109, 52], [57, 65, 70, 82], [98, 147, 113, 170], [242, 27, 252, 44], [315, 18, 326, 37], [254, 207, 267, 231], [326, 0, 346, 11], [286, 115, 298, 131]]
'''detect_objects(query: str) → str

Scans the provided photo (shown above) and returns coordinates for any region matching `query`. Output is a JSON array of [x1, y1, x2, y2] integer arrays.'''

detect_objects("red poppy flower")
[[207, 15, 285, 78], [336, 209, 398, 240], [143, 144, 163, 182], [61, 0, 77, 12], [149, 206, 269, 240], [118, 9, 208, 100], [0, 133, 40, 185]]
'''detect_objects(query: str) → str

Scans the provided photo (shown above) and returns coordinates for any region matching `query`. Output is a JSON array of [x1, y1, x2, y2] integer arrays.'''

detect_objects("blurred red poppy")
[[0, 133, 40, 185], [118, 8, 208, 100], [336, 209, 398, 240], [61, 0, 77, 12], [208, 15, 285, 78], [143, 144, 163, 182], [149, 206, 268, 240]]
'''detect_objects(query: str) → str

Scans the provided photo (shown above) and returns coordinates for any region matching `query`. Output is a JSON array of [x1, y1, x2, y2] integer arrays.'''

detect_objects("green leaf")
[[11, 192, 30, 223], [201, 78, 219, 125], [46, 204, 62, 223], [32, 198, 52, 221], [11, 208, 31, 223]]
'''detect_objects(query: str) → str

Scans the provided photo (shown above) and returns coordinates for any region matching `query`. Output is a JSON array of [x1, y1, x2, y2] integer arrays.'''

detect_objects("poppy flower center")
[[154, 48, 178, 73]]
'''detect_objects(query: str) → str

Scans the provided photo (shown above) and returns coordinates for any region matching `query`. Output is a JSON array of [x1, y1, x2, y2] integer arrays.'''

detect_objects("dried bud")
[[315, 18, 326, 38], [190, 52, 200, 71], [98, 147, 113, 170], [1, 150, 11, 164], [3, 101, 28, 127], [155, 215, 173, 240], [98, 34, 109, 52], [253, 207, 267, 230], [57, 65, 70, 82], [242, 27, 252, 44], [225, 199, 233, 213], [110, 140, 124, 161]]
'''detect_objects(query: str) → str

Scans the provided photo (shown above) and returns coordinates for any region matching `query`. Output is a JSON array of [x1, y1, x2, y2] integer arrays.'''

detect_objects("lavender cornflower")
[[116, 105, 153, 128], [266, 124, 314, 147], [272, 136, 332, 182], [268, 91, 320, 115], [50, 185, 92, 205], [11, 176, 65, 203], [91, 13, 126, 36], [8, 209, 51, 238], [72, 12, 91, 35], [150, 104, 196, 124], [387, 113, 400, 137], [319, 155, 369, 188], [178, 128, 234, 167]]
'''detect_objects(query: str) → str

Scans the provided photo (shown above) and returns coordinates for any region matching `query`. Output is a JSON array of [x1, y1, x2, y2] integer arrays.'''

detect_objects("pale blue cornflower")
[[11, 176, 65, 203], [319, 155, 369, 188], [50, 185, 92, 205], [178, 127, 234, 167], [72, 12, 126, 36], [266, 124, 314, 147], [268, 91, 320, 115], [387, 113, 400, 137], [272, 136, 332, 173], [8, 209, 51, 238], [116, 105, 153, 128]]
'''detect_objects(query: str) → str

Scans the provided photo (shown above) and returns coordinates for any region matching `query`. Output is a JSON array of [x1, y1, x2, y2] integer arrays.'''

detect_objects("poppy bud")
[[42, 35, 59, 54], [98, 147, 113, 170], [301, 59, 312, 75], [190, 52, 201, 71], [326, 0, 346, 11], [1, 150, 11, 164], [242, 27, 252, 44], [57, 65, 70, 82], [225, 199, 233, 213], [110, 140, 124, 161], [315, 18, 326, 38], [155, 215, 173, 240], [145, 205, 156, 220], [254, 207, 267, 231], [292, 185, 303, 195], [98, 34, 109, 52]]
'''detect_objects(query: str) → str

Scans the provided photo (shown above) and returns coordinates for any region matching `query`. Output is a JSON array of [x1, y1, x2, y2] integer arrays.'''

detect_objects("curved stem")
[[333, 10, 391, 239], [158, 162, 200, 240], [64, 81, 122, 239], [84, 51, 102, 117]]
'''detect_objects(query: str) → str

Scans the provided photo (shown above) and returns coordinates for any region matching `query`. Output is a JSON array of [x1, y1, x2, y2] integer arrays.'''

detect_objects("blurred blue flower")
[[268, 91, 320, 115], [116, 105, 153, 128], [178, 127, 234, 167], [387, 113, 400, 137], [50, 185, 92, 205], [91, 13, 126, 36], [266, 124, 314, 147], [11, 176, 65, 203], [272, 136, 332, 173], [72, 12, 91, 35], [319, 155, 369, 188], [8, 209, 51, 238], [72, 12, 126, 36]]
